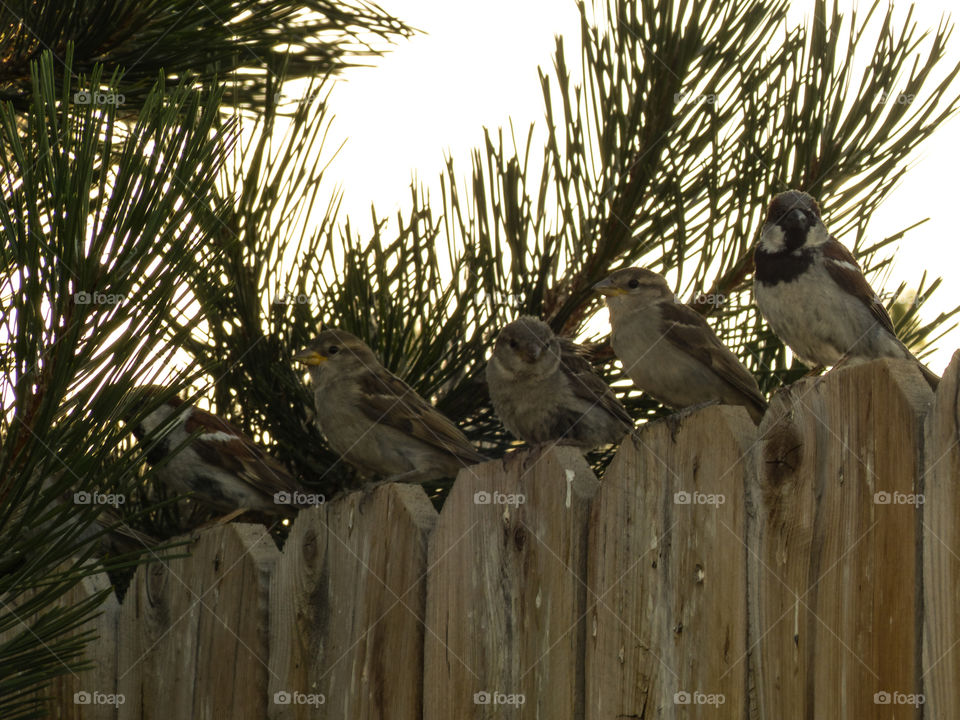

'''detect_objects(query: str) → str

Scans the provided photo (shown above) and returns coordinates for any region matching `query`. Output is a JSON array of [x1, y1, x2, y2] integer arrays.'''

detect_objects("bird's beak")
[[593, 278, 625, 297], [778, 208, 809, 232], [521, 346, 540, 364], [294, 348, 327, 365]]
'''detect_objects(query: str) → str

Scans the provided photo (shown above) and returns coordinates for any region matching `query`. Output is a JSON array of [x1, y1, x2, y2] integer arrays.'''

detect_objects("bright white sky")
[[324, 0, 960, 373]]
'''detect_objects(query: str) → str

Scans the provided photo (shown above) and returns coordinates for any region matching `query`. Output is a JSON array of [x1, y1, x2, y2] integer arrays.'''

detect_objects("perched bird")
[[754, 190, 939, 388], [486, 316, 632, 449], [595, 267, 767, 423], [294, 330, 487, 483], [130, 389, 308, 516]]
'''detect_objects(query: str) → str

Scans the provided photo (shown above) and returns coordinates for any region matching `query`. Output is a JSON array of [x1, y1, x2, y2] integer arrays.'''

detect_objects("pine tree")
[[1, 0, 959, 715], [0, 2, 412, 716]]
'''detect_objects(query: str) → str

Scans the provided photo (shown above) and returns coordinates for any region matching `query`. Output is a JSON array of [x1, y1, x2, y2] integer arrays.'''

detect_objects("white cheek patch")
[[759, 224, 786, 251], [804, 222, 830, 247]]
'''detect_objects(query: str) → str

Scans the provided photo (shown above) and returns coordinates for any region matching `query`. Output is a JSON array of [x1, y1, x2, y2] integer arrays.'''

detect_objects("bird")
[[486, 315, 632, 449], [753, 189, 939, 388], [294, 329, 487, 484], [595, 267, 767, 423], [129, 388, 310, 517]]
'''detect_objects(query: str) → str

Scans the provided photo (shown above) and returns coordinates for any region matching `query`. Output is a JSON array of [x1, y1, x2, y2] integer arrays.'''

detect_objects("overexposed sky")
[[325, 0, 960, 373]]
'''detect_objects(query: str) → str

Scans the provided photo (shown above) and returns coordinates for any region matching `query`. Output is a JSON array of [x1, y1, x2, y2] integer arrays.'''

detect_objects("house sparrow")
[[595, 267, 767, 423], [753, 190, 939, 388], [294, 329, 487, 483], [130, 389, 308, 516], [486, 316, 632, 449]]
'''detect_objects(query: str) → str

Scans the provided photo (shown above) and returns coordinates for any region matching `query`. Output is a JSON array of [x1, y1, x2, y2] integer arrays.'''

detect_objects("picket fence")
[[26, 355, 960, 718]]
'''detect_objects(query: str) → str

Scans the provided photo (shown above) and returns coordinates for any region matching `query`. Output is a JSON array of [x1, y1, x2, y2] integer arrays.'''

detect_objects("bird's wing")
[[184, 408, 303, 496], [821, 238, 896, 336], [558, 339, 633, 427], [658, 302, 767, 409], [357, 369, 487, 463]]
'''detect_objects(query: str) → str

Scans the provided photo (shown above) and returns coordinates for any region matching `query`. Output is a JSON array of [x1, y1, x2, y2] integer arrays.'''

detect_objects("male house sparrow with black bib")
[[294, 329, 487, 483], [753, 189, 939, 388], [131, 389, 308, 516], [486, 316, 632, 450], [596, 267, 767, 423]]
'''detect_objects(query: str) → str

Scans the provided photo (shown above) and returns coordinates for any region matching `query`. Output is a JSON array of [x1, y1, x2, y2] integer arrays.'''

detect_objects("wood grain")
[[116, 523, 279, 720], [423, 446, 600, 720], [751, 358, 932, 718], [923, 351, 960, 718], [267, 482, 436, 720], [585, 404, 755, 719]]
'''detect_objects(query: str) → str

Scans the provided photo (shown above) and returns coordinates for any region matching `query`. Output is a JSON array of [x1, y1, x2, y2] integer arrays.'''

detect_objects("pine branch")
[[0, 0, 415, 113], [0, 50, 233, 716]]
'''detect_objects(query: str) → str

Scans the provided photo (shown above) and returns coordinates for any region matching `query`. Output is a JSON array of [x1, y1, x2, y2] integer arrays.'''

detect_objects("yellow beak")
[[293, 349, 327, 365]]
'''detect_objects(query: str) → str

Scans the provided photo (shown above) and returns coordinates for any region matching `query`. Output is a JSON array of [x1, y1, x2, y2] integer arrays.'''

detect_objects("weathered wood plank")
[[268, 483, 436, 720], [751, 358, 931, 718], [584, 404, 754, 719], [31, 571, 120, 720], [423, 446, 600, 719], [115, 523, 279, 720], [923, 351, 960, 717]]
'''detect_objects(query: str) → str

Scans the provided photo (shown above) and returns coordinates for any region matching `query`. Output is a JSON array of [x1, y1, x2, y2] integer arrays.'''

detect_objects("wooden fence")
[[24, 355, 960, 718]]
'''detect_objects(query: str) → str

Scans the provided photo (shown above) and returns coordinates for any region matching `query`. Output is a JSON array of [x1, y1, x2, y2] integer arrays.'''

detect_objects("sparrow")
[[486, 315, 632, 449], [294, 330, 487, 483], [130, 388, 309, 516], [753, 190, 939, 388], [595, 267, 767, 423]]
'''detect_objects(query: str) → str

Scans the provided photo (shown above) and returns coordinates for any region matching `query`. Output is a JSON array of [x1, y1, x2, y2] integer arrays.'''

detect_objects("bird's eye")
[[627, 279, 640, 289], [508, 339, 518, 350], [328, 345, 339, 355]]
